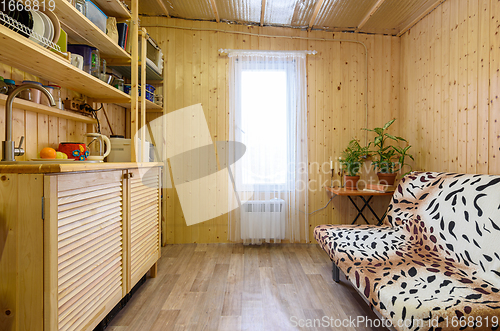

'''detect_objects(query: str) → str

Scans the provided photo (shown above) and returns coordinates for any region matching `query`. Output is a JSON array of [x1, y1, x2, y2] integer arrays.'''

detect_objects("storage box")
[[124, 84, 155, 102], [85, 0, 107, 33]]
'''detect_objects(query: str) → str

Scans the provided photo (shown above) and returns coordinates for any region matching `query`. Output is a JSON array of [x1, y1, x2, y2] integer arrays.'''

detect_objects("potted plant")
[[339, 139, 369, 190], [364, 119, 414, 185]]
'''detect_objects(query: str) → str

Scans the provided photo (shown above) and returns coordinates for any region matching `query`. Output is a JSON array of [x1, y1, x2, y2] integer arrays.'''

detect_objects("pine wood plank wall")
[[0, 63, 126, 159], [141, 17, 401, 244], [400, 0, 499, 175]]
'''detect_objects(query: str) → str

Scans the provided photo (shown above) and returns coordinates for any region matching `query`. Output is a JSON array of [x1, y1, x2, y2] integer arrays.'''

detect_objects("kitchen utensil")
[[108, 136, 130, 162], [85, 133, 111, 162], [70, 54, 84, 70], [75, 0, 86, 16], [58, 142, 89, 160]]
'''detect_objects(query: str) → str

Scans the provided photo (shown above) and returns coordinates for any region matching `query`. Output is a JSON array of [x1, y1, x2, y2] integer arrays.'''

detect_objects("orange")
[[40, 147, 57, 159]]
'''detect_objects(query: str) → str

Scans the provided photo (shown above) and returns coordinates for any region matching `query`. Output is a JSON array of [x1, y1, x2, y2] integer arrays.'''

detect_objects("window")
[[235, 60, 296, 190]]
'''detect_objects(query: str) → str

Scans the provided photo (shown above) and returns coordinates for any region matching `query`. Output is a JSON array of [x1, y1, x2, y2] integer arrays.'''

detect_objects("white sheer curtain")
[[226, 50, 309, 244]]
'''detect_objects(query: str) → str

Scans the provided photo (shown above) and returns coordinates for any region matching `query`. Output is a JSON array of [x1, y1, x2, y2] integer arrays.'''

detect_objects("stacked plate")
[[0, 2, 60, 49], [29, 9, 61, 48]]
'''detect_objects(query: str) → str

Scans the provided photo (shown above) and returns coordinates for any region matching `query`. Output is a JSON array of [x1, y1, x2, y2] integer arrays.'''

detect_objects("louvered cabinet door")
[[126, 167, 161, 290], [45, 171, 124, 331]]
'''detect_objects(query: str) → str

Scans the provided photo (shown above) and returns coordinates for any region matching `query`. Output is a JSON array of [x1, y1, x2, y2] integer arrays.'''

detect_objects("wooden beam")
[[260, 0, 266, 26], [308, 0, 325, 31], [396, 0, 446, 36], [356, 0, 386, 32], [209, 0, 220, 23], [154, 0, 170, 17]]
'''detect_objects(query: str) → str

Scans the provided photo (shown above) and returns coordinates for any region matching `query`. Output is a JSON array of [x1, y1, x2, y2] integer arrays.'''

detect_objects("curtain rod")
[[219, 49, 317, 55]]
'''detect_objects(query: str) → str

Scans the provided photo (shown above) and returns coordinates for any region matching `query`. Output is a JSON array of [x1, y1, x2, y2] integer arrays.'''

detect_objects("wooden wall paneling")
[[490, 0, 500, 174], [477, 0, 489, 174], [141, 18, 402, 243], [400, 0, 498, 175], [440, 0, 450, 173], [467, 0, 479, 174], [457, 0, 468, 173], [449, 1, 459, 172]]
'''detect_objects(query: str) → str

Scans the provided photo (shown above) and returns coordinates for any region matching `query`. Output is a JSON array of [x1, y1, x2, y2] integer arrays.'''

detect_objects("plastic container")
[[85, 0, 107, 33], [19, 81, 43, 103], [67, 44, 100, 77], [124, 84, 155, 101], [40, 85, 55, 107]]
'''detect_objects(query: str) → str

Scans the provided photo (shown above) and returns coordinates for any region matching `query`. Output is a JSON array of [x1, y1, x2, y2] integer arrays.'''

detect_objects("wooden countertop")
[[0, 162, 163, 174]]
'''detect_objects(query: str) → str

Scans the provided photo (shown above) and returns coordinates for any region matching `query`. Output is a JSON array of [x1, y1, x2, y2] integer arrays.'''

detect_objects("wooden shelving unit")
[[53, 0, 131, 59], [0, 24, 130, 102], [93, 0, 131, 19], [115, 99, 162, 111], [0, 94, 97, 124]]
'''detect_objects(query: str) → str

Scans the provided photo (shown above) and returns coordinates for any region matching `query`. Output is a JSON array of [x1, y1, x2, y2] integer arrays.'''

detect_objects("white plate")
[[38, 11, 53, 42], [31, 158, 75, 163], [29, 11, 45, 46], [41, 8, 60, 44]]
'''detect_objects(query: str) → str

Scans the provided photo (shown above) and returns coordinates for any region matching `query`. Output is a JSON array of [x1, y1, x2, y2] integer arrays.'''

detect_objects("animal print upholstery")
[[314, 172, 500, 331]]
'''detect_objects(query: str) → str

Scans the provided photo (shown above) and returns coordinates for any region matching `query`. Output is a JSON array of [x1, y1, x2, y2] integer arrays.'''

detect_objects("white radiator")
[[240, 199, 286, 240]]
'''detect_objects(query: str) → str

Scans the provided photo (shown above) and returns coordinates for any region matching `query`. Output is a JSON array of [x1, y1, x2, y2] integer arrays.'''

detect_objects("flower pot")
[[377, 172, 397, 185], [344, 175, 360, 190]]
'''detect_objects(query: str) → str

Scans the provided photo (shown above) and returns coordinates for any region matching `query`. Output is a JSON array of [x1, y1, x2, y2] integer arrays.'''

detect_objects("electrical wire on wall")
[[80, 103, 103, 134], [141, 23, 370, 146]]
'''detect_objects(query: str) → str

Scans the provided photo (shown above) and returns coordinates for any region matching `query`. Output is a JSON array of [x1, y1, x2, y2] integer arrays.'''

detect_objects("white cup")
[[70, 54, 84, 70]]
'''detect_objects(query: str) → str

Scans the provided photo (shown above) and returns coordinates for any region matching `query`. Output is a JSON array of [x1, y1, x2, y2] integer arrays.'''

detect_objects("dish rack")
[[0, 11, 61, 53]]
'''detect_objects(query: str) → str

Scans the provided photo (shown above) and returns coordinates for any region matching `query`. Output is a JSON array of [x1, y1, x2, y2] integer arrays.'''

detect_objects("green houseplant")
[[339, 139, 369, 190], [364, 119, 414, 185]]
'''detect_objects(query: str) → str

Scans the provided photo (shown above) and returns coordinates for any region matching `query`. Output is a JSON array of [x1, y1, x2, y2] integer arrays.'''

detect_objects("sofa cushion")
[[314, 172, 500, 330]]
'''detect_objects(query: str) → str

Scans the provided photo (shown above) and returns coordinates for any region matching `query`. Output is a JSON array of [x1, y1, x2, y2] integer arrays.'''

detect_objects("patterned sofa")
[[314, 172, 500, 331]]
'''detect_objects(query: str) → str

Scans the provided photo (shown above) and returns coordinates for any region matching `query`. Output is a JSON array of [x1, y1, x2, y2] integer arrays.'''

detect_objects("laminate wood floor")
[[108, 244, 386, 331]]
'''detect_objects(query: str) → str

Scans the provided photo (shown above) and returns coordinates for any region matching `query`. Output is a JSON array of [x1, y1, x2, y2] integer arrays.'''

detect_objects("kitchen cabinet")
[[0, 163, 161, 331]]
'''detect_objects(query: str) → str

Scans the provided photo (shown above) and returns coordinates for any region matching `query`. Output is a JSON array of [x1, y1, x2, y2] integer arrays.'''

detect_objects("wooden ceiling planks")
[[135, 0, 447, 36]]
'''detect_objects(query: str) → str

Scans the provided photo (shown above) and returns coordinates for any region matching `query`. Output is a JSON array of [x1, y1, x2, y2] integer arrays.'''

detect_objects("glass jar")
[[0, 77, 8, 95], [4, 79, 16, 95], [48, 85, 62, 109], [114, 78, 124, 92]]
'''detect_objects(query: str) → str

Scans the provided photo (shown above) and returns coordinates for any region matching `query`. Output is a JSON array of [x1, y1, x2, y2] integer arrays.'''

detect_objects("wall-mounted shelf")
[[0, 94, 97, 124], [53, 0, 131, 59], [93, 0, 132, 19], [109, 61, 163, 81], [115, 99, 162, 111], [0, 24, 131, 102]]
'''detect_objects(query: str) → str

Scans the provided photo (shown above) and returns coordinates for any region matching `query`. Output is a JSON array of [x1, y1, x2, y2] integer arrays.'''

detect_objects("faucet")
[[2, 84, 56, 162]]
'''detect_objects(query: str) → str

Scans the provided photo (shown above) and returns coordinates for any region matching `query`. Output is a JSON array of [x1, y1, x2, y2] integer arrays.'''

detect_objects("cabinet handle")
[[123, 173, 134, 179]]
